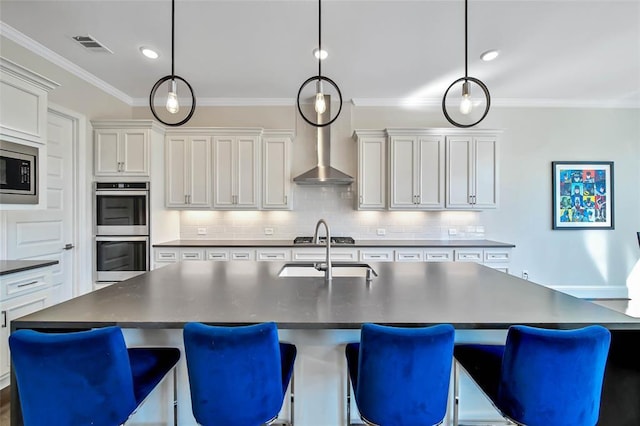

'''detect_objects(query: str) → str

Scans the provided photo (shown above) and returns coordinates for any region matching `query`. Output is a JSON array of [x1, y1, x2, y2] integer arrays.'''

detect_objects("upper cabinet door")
[[188, 136, 212, 207], [357, 136, 386, 210], [416, 136, 445, 209], [213, 136, 235, 208], [262, 136, 292, 210], [389, 136, 417, 209], [235, 136, 259, 208], [94, 130, 121, 175], [165, 136, 189, 207], [165, 135, 211, 208], [473, 136, 498, 208], [120, 130, 149, 175]]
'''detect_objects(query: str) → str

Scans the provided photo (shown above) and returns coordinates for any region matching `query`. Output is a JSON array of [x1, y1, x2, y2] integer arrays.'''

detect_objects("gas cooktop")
[[293, 236, 355, 245]]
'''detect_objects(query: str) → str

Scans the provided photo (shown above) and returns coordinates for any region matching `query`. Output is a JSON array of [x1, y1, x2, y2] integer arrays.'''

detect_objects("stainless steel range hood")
[[293, 96, 354, 185]]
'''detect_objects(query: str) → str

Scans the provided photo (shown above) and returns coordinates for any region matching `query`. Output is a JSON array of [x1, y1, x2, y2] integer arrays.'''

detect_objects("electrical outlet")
[[522, 270, 529, 280], [264, 227, 274, 235], [376, 228, 386, 236], [448, 228, 457, 236], [197, 227, 207, 235]]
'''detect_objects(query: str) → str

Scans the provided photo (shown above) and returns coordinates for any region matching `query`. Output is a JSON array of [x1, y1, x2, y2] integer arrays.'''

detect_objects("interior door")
[[5, 111, 75, 304]]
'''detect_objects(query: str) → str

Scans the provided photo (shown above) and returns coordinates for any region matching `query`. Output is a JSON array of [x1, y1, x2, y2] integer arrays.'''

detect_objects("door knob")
[[63, 243, 74, 250]]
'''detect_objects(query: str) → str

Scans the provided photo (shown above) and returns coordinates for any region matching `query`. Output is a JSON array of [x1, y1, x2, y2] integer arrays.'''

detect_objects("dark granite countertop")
[[12, 260, 637, 331], [153, 239, 515, 248], [0, 260, 59, 276]]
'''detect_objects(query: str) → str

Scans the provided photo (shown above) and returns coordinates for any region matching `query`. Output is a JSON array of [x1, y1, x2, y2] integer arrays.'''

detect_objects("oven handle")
[[95, 236, 149, 242], [95, 190, 149, 196]]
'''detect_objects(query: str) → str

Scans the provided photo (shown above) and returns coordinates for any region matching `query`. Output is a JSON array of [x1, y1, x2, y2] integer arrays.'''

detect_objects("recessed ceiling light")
[[313, 48, 328, 60], [480, 49, 499, 62], [140, 47, 159, 59]]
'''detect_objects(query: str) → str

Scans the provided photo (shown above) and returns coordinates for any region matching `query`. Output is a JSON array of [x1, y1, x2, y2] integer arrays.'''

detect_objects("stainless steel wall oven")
[[94, 182, 150, 283]]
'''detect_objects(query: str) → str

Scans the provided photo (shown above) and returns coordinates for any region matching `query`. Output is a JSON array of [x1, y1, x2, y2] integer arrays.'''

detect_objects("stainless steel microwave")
[[0, 140, 38, 204]]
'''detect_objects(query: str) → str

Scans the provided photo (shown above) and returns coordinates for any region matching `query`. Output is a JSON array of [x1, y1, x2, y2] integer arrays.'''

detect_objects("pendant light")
[[149, 0, 196, 127], [442, 0, 491, 128], [296, 0, 343, 127]]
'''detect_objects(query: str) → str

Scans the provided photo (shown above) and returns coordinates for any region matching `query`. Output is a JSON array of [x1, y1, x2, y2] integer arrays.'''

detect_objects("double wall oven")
[[94, 182, 150, 282]]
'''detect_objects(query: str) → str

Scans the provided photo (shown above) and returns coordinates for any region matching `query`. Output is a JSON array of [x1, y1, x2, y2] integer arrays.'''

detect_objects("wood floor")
[[1, 386, 9, 426], [0, 299, 631, 426]]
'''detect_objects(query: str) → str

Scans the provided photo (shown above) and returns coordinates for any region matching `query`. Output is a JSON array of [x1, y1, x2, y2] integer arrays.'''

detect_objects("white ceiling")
[[1, 0, 639, 107]]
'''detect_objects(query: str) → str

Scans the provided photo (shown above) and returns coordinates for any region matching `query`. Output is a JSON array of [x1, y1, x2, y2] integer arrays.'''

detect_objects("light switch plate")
[[197, 228, 207, 235], [264, 227, 274, 235]]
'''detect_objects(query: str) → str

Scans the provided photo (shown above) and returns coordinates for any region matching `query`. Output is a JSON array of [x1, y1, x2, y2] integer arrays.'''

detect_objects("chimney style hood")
[[293, 97, 354, 186]]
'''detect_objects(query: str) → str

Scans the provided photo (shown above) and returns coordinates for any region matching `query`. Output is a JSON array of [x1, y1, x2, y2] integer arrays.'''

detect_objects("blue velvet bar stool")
[[183, 321, 297, 425], [453, 325, 611, 426], [345, 323, 456, 426], [9, 326, 181, 426]]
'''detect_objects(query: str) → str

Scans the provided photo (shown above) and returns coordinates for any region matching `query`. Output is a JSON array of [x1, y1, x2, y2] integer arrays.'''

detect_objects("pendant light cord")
[[464, 0, 468, 80], [171, 0, 175, 77], [318, 0, 322, 78]]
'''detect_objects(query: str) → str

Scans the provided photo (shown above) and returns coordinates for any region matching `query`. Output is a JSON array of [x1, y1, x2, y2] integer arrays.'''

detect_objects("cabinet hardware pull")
[[1, 311, 6, 328], [17, 280, 39, 288], [417, 195, 421, 204]]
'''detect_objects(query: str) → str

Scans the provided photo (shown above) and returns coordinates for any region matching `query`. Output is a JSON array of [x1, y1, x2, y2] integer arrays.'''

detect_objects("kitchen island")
[[11, 260, 640, 425]]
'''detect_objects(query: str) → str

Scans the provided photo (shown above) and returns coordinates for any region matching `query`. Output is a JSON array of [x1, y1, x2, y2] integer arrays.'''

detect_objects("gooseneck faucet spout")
[[313, 219, 332, 281]]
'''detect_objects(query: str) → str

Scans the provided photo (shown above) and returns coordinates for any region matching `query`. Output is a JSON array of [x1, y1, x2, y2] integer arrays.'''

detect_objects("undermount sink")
[[278, 263, 377, 279]]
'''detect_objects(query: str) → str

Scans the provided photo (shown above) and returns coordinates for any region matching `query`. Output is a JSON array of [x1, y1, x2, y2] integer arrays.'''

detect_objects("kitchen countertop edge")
[[0, 260, 59, 276], [153, 239, 516, 248]]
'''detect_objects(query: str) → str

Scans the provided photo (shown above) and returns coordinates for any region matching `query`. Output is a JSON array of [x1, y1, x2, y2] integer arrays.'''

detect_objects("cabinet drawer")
[[206, 249, 229, 261], [484, 250, 511, 263], [424, 249, 454, 262], [359, 249, 394, 262], [1, 268, 51, 300], [230, 250, 255, 261], [292, 248, 358, 262], [155, 249, 179, 262], [257, 249, 292, 261], [455, 249, 484, 262], [180, 249, 205, 261], [395, 250, 424, 262]]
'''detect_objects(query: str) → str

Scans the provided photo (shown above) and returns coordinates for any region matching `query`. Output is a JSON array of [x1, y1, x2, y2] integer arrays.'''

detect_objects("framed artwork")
[[552, 161, 614, 230]]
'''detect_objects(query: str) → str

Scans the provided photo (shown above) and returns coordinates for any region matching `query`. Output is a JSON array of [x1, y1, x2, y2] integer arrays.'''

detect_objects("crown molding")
[[133, 97, 296, 107], [0, 21, 133, 106], [0, 57, 59, 91], [351, 97, 640, 109]]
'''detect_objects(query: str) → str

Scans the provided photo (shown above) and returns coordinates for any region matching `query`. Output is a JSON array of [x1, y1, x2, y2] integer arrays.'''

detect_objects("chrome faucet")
[[313, 219, 332, 281]]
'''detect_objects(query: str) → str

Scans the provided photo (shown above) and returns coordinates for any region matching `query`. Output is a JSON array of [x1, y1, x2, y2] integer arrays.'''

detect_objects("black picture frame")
[[552, 161, 614, 230]]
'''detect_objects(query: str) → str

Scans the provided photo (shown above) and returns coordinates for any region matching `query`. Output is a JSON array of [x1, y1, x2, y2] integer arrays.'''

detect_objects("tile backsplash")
[[180, 186, 486, 240]]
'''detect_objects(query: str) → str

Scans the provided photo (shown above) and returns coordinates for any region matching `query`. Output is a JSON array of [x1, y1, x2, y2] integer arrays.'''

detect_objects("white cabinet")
[[262, 133, 292, 210], [424, 248, 454, 262], [213, 135, 260, 209], [292, 248, 359, 262], [165, 135, 211, 208], [0, 58, 58, 145], [389, 133, 445, 210], [92, 120, 161, 177], [353, 132, 386, 210], [394, 249, 424, 262], [446, 135, 499, 209], [359, 249, 394, 262], [1, 265, 53, 388], [257, 248, 292, 261]]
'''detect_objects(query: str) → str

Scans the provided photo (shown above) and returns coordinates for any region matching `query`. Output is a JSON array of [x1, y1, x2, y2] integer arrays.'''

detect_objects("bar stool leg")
[[453, 361, 459, 426], [346, 368, 352, 426]]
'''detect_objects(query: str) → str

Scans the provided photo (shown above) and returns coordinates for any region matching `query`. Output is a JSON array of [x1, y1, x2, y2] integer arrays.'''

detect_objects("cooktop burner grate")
[[293, 236, 355, 245]]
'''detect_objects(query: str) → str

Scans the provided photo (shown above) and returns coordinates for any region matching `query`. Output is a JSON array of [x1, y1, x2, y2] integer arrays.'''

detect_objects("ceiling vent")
[[72, 35, 113, 54]]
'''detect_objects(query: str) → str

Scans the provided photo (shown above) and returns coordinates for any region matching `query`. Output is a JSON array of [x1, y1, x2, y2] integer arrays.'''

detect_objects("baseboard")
[[548, 285, 628, 299]]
